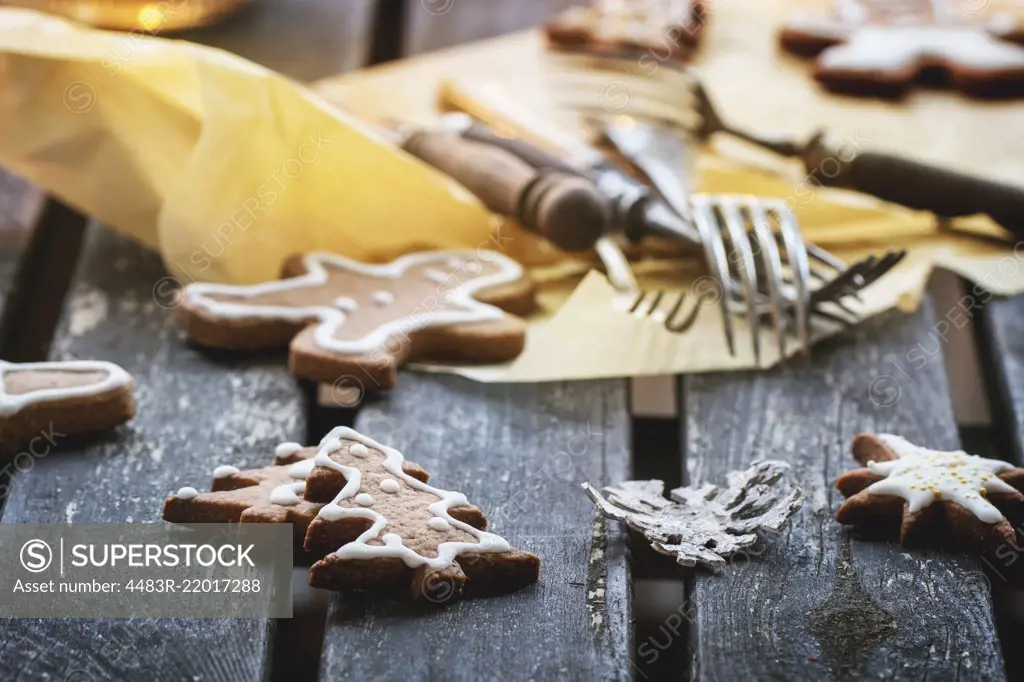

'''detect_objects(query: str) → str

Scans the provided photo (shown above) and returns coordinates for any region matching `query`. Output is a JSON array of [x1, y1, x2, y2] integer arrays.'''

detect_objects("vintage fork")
[[626, 194, 907, 361], [597, 115, 900, 361]]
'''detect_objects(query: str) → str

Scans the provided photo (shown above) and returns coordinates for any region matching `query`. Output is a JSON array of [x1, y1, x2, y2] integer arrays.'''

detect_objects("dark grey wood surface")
[[0, 226, 307, 680], [980, 295, 1024, 468], [683, 306, 1005, 681], [0, 171, 42, 321], [318, 375, 633, 681]]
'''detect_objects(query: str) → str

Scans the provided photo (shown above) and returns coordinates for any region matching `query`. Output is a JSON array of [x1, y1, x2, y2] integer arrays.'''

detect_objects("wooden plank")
[[682, 305, 1005, 681], [403, 0, 581, 54], [318, 375, 633, 680], [979, 295, 1024, 467], [178, 0, 376, 82], [0, 171, 43, 319], [0, 225, 307, 680]]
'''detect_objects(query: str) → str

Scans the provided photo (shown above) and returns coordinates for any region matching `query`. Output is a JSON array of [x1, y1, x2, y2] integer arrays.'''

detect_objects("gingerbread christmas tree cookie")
[[176, 251, 534, 391], [779, 0, 1024, 98], [303, 428, 540, 601], [0, 359, 135, 453], [163, 440, 440, 555], [836, 434, 1024, 552]]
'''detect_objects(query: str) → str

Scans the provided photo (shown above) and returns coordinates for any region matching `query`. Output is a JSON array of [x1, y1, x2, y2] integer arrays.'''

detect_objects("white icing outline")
[[0, 360, 131, 418], [866, 434, 1017, 524], [313, 426, 511, 570], [182, 251, 524, 356]]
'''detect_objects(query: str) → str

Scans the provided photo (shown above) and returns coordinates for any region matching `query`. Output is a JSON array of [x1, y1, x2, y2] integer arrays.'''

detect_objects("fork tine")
[[769, 199, 813, 353], [811, 257, 879, 304], [748, 206, 789, 359], [691, 201, 737, 356], [709, 195, 762, 365]]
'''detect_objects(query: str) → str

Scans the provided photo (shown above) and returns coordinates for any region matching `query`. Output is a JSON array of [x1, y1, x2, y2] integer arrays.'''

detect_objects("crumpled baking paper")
[[0, 7, 539, 285]]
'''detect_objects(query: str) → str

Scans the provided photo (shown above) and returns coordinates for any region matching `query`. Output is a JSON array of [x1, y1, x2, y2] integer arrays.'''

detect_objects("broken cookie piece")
[[163, 446, 324, 552], [0, 359, 135, 454]]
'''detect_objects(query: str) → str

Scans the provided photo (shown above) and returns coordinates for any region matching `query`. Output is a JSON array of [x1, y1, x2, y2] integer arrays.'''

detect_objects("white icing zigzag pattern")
[[0, 360, 131, 418], [182, 251, 524, 356], [867, 434, 1017, 523]]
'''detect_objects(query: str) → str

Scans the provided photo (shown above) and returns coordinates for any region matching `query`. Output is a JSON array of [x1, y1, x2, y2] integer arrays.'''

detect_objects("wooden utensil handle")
[[845, 153, 1024, 239], [806, 135, 1024, 240], [461, 123, 579, 174], [403, 130, 609, 251], [403, 130, 534, 217]]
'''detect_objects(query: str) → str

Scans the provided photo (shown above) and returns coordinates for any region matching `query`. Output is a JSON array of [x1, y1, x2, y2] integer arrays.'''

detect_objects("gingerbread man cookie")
[[836, 433, 1024, 552], [303, 428, 539, 601], [176, 251, 535, 391], [545, 0, 707, 62], [0, 359, 135, 454], [779, 0, 1024, 98]]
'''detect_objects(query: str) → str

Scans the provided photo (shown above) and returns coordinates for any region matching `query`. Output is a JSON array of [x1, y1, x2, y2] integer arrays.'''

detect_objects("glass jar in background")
[[3, 0, 250, 31]]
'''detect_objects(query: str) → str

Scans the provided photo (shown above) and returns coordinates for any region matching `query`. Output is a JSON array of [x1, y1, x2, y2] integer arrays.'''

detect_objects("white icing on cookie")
[[212, 465, 239, 479], [349, 443, 369, 458], [289, 458, 316, 479], [275, 442, 303, 458], [0, 360, 131, 417], [181, 251, 523, 356], [322, 437, 343, 453], [312, 427, 511, 570], [427, 517, 451, 532], [372, 291, 395, 306], [270, 481, 306, 506], [332, 296, 358, 312], [785, 1, 1024, 75], [424, 268, 449, 283], [866, 434, 1017, 524], [175, 486, 198, 500], [379, 478, 400, 493], [354, 493, 374, 507]]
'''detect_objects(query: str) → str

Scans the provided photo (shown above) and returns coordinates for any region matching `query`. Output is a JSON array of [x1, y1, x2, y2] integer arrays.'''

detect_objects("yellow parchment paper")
[[0, 8, 521, 284]]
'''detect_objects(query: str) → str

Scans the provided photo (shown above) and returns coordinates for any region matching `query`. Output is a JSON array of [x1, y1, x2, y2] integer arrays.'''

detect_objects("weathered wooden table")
[[0, 1, 1019, 680]]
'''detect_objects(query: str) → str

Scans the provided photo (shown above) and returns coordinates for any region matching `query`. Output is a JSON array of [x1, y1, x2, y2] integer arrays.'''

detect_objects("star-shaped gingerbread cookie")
[[176, 250, 535, 391], [302, 427, 540, 601], [836, 433, 1024, 552], [779, 0, 1024, 98], [0, 359, 135, 454]]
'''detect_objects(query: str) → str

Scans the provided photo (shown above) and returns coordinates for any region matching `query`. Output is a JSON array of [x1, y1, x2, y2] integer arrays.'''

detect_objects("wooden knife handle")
[[806, 136, 1024, 240], [403, 130, 609, 251], [845, 153, 1024, 239], [461, 123, 579, 174], [403, 129, 534, 217]]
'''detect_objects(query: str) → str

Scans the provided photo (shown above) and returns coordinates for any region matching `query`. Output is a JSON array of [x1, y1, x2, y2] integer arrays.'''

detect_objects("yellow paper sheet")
[[0, 8, 517, 284]]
